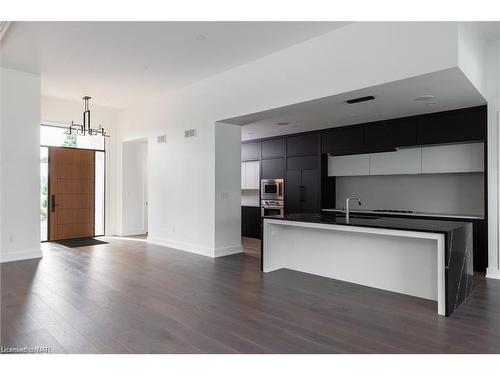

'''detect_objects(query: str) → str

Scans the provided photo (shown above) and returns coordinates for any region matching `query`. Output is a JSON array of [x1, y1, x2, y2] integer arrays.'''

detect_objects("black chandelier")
[[65, 96, 110, 137]]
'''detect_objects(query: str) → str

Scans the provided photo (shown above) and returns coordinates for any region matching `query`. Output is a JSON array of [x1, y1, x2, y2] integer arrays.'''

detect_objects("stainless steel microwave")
[[261, 179, 284, 200]]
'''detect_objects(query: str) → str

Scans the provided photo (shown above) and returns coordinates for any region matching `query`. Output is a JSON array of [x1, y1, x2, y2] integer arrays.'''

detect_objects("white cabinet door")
[[328, 154, 370, 176], [241, 162, 246, 189], [253, 161, 260, 189], [242, 161, 260, 189], [369, 148, 422, 175], [245, 161, 260, 189], [421, 143, 484, 174]]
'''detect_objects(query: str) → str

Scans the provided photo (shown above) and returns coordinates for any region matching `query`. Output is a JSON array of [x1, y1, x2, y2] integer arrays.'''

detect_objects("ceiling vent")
[[184, 129, 196, 138], [346, 95, 375, 104], [156, 135, 167, 144], [0, 21, 10, 41]]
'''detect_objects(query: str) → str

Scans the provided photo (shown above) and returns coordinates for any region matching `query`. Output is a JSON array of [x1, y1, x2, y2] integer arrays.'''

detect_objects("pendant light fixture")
[[65, 96, 110, 138]]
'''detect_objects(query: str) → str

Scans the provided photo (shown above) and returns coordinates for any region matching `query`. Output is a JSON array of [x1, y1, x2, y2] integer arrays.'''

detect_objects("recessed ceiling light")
[[425, 102, 437, 106], [277, 122, 289, 126], [195, 34, 207, 41], [415, 95, 435, 101]]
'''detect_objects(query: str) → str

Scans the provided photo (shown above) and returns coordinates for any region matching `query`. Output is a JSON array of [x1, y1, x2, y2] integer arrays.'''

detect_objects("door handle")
[[51, 195, 58, 212]]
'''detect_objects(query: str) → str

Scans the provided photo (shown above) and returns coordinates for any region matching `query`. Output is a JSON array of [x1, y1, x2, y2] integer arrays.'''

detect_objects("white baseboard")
[[215, 245, 243, 258], [147, 236, 214, 257], [121, 229, 148, 236], [0, 249, 43, 263], [486, 267, 500, 279]]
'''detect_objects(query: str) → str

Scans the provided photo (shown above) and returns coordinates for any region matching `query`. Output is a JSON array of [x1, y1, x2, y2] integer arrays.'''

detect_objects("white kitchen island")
[[262, 214, 474, 316]]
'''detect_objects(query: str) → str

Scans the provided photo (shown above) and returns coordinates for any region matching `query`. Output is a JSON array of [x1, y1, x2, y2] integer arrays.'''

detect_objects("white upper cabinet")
[[369, 148, 422, 175], [328, 154, 369, 176], [421, 143, 484, 174], [241, 160, 260, 189], [328, 143, 484, 177]]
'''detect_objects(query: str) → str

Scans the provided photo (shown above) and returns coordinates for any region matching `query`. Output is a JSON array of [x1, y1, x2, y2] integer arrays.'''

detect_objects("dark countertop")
[[263, 212, 472, 235], [321, 208, 484, 220]]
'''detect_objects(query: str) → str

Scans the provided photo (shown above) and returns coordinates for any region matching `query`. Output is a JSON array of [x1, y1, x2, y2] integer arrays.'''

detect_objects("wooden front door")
[[49, 147, 95, 240]]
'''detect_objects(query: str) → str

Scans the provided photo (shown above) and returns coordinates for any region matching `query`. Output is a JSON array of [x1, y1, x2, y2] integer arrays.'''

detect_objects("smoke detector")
[[0, 21, 10, 41]]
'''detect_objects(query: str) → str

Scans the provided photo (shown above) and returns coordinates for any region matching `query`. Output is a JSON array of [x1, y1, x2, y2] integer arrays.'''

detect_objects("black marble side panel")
[[446, 223, 474, 316]]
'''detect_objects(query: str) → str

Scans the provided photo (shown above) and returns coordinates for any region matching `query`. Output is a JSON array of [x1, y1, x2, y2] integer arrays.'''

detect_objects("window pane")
[[95, 152, 105, 236], [41, 125, 105, 150], [40, 147, 48, 241]]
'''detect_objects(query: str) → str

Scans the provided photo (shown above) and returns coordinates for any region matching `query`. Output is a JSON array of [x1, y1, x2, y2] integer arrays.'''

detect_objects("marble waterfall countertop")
[[271, 212, 472, 233], [321, 208, 484, 220], [263, 212, 474, 316]]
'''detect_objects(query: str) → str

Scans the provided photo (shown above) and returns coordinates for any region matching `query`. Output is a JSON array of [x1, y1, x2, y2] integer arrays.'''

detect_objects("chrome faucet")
[[345, 196, 362, 224]]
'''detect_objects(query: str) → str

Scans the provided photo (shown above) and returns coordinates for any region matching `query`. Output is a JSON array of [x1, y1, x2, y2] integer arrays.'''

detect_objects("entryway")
[[40, 124, 106, 242], [48, 147, 95, 240]]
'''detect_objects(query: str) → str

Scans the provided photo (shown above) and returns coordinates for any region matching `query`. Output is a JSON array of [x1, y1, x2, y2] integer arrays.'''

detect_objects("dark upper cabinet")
[[286, 156, 319, 171], [241, 141, 260, 161], [364, 118, 417, 149], [261, 158, 285, 179], [286, 133, 319, 157], [321, 126, 364, 155], [262, 138, 285, 159], [417, 108, 486, 145], [286, 169, 319, 214]]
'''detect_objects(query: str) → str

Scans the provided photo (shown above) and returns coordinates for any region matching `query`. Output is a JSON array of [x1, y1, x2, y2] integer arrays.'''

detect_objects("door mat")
[[55, 238, 108, 248]]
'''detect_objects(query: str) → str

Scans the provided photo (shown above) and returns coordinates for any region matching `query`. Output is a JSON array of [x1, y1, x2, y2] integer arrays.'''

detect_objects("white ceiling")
[[0, 21, 348, 108], [221, 67, 487, 141]]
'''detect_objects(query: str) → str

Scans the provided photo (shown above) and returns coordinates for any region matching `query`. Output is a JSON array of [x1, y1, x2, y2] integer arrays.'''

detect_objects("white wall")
[[458, 22, 487, 98], [215, 123, 242, 257], [115, 22, 459, 258], [121, 139, 148, 236], [41, 96, 122, 235], [0, 68, 42, 262], [486, 39, 500, 279]]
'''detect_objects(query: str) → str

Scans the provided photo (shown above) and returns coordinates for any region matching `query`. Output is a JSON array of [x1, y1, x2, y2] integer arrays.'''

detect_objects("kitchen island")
[[262, 213, 473, 316]]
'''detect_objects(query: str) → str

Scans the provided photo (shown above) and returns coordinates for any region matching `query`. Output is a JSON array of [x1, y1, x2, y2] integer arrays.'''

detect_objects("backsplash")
[[335, 173, 484, 216]]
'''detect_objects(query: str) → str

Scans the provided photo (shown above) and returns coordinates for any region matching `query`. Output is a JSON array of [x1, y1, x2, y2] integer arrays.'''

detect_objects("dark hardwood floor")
[[2, 236, 500, 354], [241, 236, 261, 259]]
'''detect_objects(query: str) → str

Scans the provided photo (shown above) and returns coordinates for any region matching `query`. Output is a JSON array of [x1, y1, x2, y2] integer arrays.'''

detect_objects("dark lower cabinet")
[[301, 170, 319, 213], [261, 158, 285, 179], [241, 206, 261, 239], [286, 170, 302, 213], [286, 169, 319, 214]]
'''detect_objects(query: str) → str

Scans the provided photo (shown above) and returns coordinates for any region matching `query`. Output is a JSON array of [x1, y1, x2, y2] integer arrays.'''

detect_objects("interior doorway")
[[122, 139, 148, 236]]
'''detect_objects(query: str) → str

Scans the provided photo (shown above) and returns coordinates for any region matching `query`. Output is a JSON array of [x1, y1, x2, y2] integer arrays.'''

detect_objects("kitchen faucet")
[[345, 196, 362, 224]]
